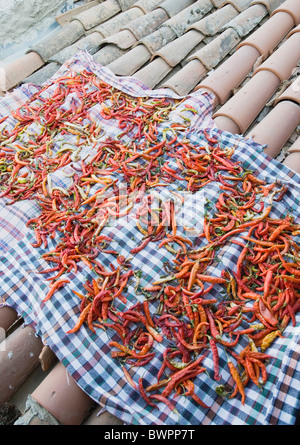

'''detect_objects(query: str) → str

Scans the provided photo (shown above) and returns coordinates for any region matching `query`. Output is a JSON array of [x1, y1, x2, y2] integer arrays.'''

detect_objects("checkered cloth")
[[0, 51, 299, 425]]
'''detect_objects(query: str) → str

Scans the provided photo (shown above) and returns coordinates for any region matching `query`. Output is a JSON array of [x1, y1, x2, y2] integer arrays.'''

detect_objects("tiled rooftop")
[[0, 0, 300, 425]]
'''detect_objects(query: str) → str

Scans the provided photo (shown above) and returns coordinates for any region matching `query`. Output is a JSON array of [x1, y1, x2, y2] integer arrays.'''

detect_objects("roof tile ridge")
[[56, 0, 101, 27], [107, 44, 152, 75]]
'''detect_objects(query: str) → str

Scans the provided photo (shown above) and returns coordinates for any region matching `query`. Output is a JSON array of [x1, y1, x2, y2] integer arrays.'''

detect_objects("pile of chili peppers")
[[0, 68, 299, 415]]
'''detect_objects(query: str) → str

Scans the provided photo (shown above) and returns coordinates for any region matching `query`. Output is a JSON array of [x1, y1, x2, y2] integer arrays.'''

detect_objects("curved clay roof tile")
[[213, 70, 280, 133], [0, 325, 43, 404], [223, 5, 268, 38], [271, 0, 300, 25], [153, 30, 204, 67], [247, 100, 300, 157], [117, 0, 140, 11], [160, 59, 208, 95], [157, 0, 196, 18], [236, 9, 295, 58], [196, 44, 261, 104], [31, 361, 94, 426], [274, 76, 300, 105], [253, 29, 300, 81], [225, 0, 253, 12], [131, 0, 166, 14], [121, 8, 169, 40], [189, 4, 238, 36], [251, 0, 285, 14], [286, 135, 300, 153], [72, 0, 121, 31], [283, 135, 300, 171], [0, 306, 18, 332], [186, 28, 241, 70], [162, 0, 214, 37]]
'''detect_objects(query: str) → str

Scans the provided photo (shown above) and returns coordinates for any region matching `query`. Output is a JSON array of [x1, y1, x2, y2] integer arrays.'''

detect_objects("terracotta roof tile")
[[100, 29, 137, 49], [133, 56, 172, 87], [251, 0, 286, 14], [121, 8, 169, 40], [226, 0, 253, 12], [0, 325, 43, 404], [253, 28, 300, 80], [247, 100, 300, 157], [211, 0, 227, 7], [118, 0, 141, 10], [108, 44, 151, 74], [160, 59, 208, 95], [286, 134, 300, 153], [56, 1, 100, 27], [274, 76, 300, 104], [271, 0, 300, 24], [186, 28, 241, 69], [31, 362, 94, 425], [213, 70, 281, 132], [105, 0, 209, 82], [0, 306, 18, 332], [72, 0, 121, 31], [157, 0, 196, 17], [24, 62, 61, 85], [93, 43, 126, 65], [287, 23, 300, 37], [153, 29, 204, 66], [161, 0, 214, 36], [196, 1, 300, 107], [92, 6, 144, 38], [0, 52, 44, 91], [132, 0, 166, 14], [236, 7, 295, 58], [136, 26, 176, 53], [28, 20, 86, 63], [283, 150, 300, 170], [223, 4, 268, 37], [188, 4, 239, 35], [196, 44, 261, 104], [49, 32, 104, 65]]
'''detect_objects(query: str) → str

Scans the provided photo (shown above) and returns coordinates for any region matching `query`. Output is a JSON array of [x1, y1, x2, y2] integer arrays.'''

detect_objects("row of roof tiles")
[[0, 0, 300, 425]]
